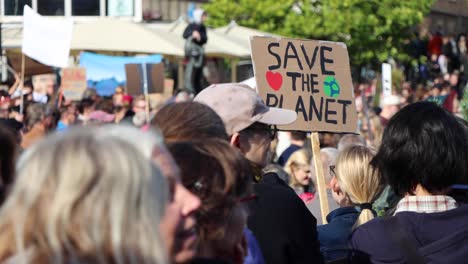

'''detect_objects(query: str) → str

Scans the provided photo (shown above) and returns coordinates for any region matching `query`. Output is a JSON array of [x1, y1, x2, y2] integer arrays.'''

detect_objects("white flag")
[[22, 5, 73, 68]]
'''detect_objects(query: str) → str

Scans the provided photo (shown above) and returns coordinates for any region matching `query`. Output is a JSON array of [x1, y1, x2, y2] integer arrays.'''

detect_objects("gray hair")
[[310, 147, 339, 185], [0, 128, 169, 263], [337, 134, 366, 151]]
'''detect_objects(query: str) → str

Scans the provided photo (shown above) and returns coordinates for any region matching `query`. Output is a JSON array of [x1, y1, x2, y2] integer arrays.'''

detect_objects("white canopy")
[[2, 19, 185, 57], [214, 21, 281, 50]]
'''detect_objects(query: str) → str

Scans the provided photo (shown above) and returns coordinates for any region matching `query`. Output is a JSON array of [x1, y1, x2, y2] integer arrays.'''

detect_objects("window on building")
[[38, 0, 65, 16], [72, 0, 100, 16], [5, 0, 32, 15], [107, 0, 134, 16]]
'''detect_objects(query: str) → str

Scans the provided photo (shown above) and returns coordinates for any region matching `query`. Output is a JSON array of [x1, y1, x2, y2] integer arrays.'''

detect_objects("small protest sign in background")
[[125, 63, 165, 95], [250, 36, 357, 133], [61, 67, 87, 101], [382, 63, 392, 97]]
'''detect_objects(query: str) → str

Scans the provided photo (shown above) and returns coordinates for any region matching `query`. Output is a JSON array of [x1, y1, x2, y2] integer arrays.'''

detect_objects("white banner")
[[22, 5, 73, 68], [382, 63, 392, 97]]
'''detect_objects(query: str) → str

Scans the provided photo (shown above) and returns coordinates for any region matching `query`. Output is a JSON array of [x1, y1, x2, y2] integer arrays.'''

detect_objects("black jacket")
[[247, 172, 322, 264], [183, 23, 208, 46]]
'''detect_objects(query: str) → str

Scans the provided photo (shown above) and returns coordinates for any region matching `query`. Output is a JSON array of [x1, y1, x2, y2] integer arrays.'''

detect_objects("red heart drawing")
[[266, 71, 283, 91]]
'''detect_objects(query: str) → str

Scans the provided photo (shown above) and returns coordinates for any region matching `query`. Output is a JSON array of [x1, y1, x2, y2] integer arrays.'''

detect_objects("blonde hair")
[[335, 145, 381, 229], [0, 128, 169, 263], [284, 149, 311, 187]]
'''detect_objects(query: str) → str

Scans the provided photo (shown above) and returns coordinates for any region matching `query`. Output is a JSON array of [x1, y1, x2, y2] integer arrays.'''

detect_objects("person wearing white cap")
[[195, 83, 322, 264], [380, 95, 401, 127]]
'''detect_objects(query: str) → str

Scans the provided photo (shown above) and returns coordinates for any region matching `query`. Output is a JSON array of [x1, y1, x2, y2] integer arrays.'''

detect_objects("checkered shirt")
[[394, 195, 457, 215]]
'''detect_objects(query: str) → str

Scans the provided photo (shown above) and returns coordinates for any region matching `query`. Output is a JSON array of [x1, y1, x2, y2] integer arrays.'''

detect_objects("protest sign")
[[22, 5, 73, 68], [250, 36, 357, 133], [251, 36, 358, 224], [61, 67, 87, 101], [382, 63, 392, 97], [125, 63, 165, 95]]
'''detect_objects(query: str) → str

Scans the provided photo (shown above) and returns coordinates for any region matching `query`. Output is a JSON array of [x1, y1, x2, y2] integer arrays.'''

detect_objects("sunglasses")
[[244, 124, 278, 140], [329, 165, 336, 178]]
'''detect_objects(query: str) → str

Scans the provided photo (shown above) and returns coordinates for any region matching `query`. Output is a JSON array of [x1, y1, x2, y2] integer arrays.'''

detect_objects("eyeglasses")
[[329, 165, 336, 177]]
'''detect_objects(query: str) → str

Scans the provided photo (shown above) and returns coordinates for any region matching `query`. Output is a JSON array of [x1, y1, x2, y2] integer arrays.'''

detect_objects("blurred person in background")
[[0, 128, 170, 263], [0, 91, 10, 119], [337, 134, 366, 152], [426, 83, 447, 106], [183, 9, 208, 95], [442, 80, 459, 113], [169, 139, 255, 264], [56, 103, 77, 132], [277, 131, 307, 167], [284, 149, 314, 203], [21, 103, 55, 149], [77, 98, 96, 125], [379, 95, 401, 127], [318, 145, 382, 261]]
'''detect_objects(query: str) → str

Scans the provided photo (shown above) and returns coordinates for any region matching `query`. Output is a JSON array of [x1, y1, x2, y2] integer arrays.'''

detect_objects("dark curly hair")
[[167, 139, 252, 244], [371, 102, 468, 196]]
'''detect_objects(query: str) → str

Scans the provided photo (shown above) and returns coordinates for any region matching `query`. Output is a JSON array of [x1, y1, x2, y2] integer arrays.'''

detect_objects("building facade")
[[421, 0, 468, 35]]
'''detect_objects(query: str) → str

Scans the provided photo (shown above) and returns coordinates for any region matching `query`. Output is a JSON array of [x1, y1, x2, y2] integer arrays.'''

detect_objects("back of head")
[[82, 88, 97, 101], [0, 128, 169, 264], [371, 102, 468, 196], [167, 139, 252, 250], [25, 103, 52, 130], [336, 145, 380, 228], [290, 131, 307, 141], [153, 101, 229, 143], [337, 134, 366, 151]]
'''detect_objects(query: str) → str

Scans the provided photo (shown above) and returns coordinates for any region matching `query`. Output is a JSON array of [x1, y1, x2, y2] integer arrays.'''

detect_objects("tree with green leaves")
[[204, 0, 434, 67]]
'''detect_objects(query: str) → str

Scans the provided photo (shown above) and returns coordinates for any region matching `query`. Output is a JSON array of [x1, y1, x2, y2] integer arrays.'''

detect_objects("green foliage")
[[462, 89, 468, 120], [204, 0, 434, 67]]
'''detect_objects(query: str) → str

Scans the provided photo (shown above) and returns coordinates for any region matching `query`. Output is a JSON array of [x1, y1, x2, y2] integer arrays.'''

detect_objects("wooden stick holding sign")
[[19, 54, 25, 114], [250, 36, 358, 225], [141, 63, 151, 124], [311, 132, 330, 223]]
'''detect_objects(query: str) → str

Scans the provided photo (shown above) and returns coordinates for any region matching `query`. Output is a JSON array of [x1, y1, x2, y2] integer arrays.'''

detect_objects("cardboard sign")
[[250, 36, 357, 133], [125, 63, 164, 95], [61, 67, 87, 101], [382, 63, 392, 97]]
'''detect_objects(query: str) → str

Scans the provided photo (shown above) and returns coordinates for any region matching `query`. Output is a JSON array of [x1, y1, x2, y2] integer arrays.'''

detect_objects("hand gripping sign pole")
[[250, 36, 358, 225]]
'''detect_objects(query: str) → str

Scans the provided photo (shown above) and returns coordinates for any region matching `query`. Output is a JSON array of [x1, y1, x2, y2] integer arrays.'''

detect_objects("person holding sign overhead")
[[195, 83, 322, 264]]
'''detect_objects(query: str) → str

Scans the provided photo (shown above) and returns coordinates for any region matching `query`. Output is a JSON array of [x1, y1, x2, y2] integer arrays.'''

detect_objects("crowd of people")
[[0, 72, 467, 263], [0, 30, 466, 264]]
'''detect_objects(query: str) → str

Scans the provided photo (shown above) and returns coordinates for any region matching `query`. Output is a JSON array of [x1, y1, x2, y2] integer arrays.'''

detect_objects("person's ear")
[[330, 176, 340, 194], [230, 132, 241, 149]]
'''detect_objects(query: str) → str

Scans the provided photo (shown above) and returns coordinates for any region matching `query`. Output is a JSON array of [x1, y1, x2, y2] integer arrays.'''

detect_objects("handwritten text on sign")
[[250, 37, 357, 133]]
